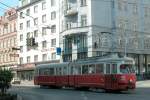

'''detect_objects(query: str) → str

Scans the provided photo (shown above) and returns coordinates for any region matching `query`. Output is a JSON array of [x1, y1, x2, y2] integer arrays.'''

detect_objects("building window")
[[20, 57, 23, 64], [144, 7, 149, 17], [42, 41, 47, 49], [42, 2, 46, 10], [51, 25, 56, 33], [14, 23, 16, 32], [20, 34, 23, 41], [20, 12, 23, 18], [42, 27, 46, 35], [133, 4, 138, 14], [20, 23, 23, 30], [26, 9, 30, 16], [9, 24, 12, 33], [20, 46, 23, 53], [42, 54, 47, 61], [51, 0, 55, 6], [133, 23, 137, 31], [51, 11, 56, 20], [27, 32, 30, 38], [34, 18, 38, 25], [27, 56, 30, 63], [51, 38, 56, 47], [26, 20, 30, 28], [34, 55, 38, 62], [81, 15, 87, 27], [22, 0, 27, 6], [42, 14, 46, 23], [34, 30, 38, 37], [34, 5, 38, 13], [123, 0, 128, 11], [51, 53, 56, 60], [81, 0, 87, 6]]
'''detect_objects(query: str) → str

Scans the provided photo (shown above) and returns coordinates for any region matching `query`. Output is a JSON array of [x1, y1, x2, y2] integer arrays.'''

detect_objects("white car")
[[11, 78, 21, 84]]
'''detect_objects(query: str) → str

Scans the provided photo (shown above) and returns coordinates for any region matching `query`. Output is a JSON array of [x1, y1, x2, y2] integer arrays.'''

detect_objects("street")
[[8, 81, 150, 100]]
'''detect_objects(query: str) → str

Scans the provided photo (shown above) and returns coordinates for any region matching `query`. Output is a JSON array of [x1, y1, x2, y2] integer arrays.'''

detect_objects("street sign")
[[56, 47, 61, 55], [9, 54, 19, 57]]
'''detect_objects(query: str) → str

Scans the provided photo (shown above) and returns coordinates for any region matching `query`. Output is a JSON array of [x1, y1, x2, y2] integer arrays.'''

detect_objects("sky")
[[0, 0, 18, 16]]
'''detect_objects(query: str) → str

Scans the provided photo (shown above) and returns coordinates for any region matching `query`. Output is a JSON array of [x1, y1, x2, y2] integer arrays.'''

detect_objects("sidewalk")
[[12, 80, 35, 87], [136, 80, 150, 88]]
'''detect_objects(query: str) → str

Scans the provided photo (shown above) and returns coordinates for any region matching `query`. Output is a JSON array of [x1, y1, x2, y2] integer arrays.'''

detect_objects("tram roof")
[[36, 62, 70, 69], [36, 54, 134, 69]]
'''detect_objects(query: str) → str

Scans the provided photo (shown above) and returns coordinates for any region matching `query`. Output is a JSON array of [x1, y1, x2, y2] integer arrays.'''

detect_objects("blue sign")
[[56, 47, 61, 55]]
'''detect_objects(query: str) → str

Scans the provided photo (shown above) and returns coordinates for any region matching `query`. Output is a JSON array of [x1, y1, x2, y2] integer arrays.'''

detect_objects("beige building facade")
[[0, 8, 18, 70]]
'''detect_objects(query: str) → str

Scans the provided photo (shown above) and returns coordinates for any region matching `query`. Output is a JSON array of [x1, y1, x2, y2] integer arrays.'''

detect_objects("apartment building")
[[17, 0, 150, 81], [59, 0, 150, 74], [0, 8, 18, 70], [17, 0, 60, 80]]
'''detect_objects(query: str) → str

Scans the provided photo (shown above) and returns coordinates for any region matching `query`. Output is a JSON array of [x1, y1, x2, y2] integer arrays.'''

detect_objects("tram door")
[[105, 63, 118, 90]]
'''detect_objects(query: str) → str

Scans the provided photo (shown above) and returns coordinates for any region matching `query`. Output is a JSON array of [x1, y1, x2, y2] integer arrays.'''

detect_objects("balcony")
[[64, 5, 78, 17], [60, 22, 88, 37]]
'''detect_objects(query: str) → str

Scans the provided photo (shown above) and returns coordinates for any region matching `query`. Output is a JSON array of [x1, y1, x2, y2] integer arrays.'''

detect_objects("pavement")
[[12, 80, 35, 87], [136, 80, 150, 88], [12, 80, 150, 88]]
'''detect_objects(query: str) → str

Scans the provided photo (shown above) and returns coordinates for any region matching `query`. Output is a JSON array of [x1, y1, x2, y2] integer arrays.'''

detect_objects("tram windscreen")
[[120, 64, 135, 74]]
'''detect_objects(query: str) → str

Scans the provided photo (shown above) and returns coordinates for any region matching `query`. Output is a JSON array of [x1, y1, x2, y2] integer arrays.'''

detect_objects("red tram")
[[34, 55, 136, 91]]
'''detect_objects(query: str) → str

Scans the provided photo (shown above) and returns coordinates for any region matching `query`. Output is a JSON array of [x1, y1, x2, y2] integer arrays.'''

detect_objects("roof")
[[35, 54, 134, 69]]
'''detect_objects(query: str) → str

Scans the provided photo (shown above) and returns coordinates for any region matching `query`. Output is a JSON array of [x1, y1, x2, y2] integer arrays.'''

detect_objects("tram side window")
[[56, 67, 62, 75], [112, 64, 117, 74], [44, 68, 50, 76], [39, 68, 49, 76], [77, 66, 81, 75], [49, 68, 54, 75], [70, 66, 81, 75], [63, 66, 68, 75], [82, 65, 88, 74], [88, 64, 95, 74], [96, 64, 104, 74], [106, 64, 111, 74]]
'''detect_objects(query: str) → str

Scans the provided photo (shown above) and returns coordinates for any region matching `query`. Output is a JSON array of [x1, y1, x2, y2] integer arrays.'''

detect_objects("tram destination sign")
[[124, 60, 133, 64]]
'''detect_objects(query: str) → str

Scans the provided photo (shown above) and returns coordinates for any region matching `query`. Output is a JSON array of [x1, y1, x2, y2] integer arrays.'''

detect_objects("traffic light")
[[30, 38, 35, 46], [26, 38, 36, 47], [26, 38, 31, 46]]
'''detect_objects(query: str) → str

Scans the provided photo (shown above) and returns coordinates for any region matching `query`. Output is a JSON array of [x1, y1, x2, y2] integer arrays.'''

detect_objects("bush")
[[0, 69, 13, 94], [0, 93, 17, 100]]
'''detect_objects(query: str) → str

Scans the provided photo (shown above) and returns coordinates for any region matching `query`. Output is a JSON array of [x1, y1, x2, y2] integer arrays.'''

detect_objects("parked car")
[[11, 78, 21, 84]]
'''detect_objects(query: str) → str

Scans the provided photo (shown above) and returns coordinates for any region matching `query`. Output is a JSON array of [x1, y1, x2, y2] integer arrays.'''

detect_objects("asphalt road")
[[8, 86, 150, 100]]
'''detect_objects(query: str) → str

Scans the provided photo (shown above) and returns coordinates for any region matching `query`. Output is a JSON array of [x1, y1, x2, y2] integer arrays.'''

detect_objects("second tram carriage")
[[34, 55, 136, 91]]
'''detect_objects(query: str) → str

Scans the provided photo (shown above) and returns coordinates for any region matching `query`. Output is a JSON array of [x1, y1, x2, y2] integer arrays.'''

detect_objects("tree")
[[0, 69, 13, 94]]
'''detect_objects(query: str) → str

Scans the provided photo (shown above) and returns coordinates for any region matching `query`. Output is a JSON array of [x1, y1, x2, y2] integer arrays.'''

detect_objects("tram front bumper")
[[118, 82, 136, 90]]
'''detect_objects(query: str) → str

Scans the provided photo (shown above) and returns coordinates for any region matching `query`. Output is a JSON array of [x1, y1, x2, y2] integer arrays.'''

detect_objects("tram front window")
[[120, 64, 135, 74]]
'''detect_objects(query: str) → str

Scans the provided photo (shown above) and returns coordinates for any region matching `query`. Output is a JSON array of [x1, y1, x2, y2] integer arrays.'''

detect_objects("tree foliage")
[[0, 69, 13, 94]]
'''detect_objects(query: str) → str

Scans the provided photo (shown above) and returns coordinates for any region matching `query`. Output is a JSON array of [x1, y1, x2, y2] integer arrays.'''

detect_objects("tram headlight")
[[129, 79, 133, 83]]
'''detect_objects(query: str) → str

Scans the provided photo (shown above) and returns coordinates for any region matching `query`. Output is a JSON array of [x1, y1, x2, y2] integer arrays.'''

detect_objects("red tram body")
[[34, 55, 136, 91]]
